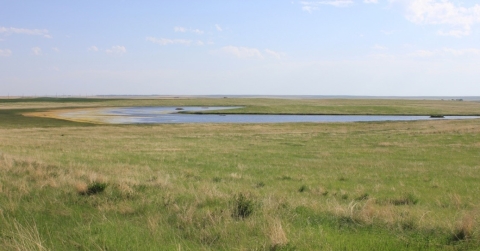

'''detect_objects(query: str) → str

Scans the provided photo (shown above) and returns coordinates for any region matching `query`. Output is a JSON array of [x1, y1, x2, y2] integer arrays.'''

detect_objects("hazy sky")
[[1, 0, 480, 96]]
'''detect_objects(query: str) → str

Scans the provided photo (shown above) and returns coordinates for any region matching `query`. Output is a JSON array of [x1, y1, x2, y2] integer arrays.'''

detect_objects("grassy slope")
[[1, 98, 480, 250]]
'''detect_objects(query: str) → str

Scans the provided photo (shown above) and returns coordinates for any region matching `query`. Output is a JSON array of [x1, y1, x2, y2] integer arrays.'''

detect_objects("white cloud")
[[408, 47, 480, 57], [264, 49, 285, 59], [408, 49, 436, 57], [106, 45, 126, 54], [300, 0, 354, 12], [437, 29, 470, 37], [0, 27, 51, 38], [146, 36, 203, 46], [381, 30, 394, 35], [364, 0, 378, 3], [192, 29, 204, 34], [442, 48, 480, 56], [218, 46, 264, 59], [215, 24, 223, 31], [32, 47, 42, 56], [174, 26, 204, 34], [301, 4, 317, 12], [174, 26, 187, 33], [52, 47, 60, 52], [392, 0, 480, 37], [88, 46, 99, 52], [372, 44, 388, 50], [0, 49, 12, 57]]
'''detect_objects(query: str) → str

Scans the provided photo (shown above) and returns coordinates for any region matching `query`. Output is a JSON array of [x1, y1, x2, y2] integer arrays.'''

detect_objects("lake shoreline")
[[24, 106, 480, 124]]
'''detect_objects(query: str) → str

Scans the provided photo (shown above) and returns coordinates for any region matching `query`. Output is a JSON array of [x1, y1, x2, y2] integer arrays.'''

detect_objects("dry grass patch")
[[267, 218, 289, 249], [1, 218, 48, 251], [452, 211, 478, 241]]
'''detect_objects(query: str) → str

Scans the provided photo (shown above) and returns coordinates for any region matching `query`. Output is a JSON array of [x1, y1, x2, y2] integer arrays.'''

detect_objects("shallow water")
[[61, 106, 480, 124]]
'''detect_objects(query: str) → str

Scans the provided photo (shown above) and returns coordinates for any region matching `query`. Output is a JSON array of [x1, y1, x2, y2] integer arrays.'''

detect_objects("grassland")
[[1, 97, 480, 250]]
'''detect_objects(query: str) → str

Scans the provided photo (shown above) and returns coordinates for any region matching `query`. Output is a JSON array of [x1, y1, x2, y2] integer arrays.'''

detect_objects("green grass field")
[[1, 98, 480, 250]]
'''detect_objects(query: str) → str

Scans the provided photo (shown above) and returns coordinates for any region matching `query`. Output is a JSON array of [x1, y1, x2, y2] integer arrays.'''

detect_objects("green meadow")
[[1, 97, 480, 250]]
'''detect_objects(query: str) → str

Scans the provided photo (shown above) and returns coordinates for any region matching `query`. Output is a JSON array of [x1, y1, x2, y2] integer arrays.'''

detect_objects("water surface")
[[63, 106, 479, 124]]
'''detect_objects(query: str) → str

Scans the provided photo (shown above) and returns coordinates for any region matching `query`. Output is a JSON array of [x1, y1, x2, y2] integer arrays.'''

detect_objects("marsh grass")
[[1, 98, 480, 250]]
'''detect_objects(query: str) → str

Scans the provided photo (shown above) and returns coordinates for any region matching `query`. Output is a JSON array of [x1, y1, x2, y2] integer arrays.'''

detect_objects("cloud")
[[392, 0, 480, 37], [192, 29, 204, 35], [408, 49, 436, 57], [408, 48, 480, 57], [146, 36, 204, 46], [364, 0, 378, 3], [32, 47, 42, 56], [52, 47, 60, 52], [88, 46, 99, 52], [437, 29, 470, 37], [174, 26, 204, 34], [0, 27, 51, 38], [106, 45, 126, 54], [372, 44, 388, 50], [174, 26, 187, 33], [214, 46, 284, 60], [264, 49, 285, 59], [442, 48, 480, 56], [215, 24, 223, 32], [218, 46, 264, 59], [0, 49, 12, 57], [300, 0, 354, 12]]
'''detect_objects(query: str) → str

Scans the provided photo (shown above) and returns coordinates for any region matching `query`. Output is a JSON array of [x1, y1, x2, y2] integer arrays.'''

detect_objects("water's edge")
[[44, 106, 480, 124]]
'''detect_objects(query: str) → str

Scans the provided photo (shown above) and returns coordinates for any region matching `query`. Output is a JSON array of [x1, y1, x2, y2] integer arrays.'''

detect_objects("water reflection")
[[73, 106, 479, 124]]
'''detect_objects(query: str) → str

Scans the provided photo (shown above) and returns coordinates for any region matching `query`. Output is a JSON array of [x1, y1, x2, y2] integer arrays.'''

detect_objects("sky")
[[1, 0, 480, 96]]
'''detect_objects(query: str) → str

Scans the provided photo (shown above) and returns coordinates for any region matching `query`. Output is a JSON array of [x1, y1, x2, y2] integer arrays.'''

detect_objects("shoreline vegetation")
[[1, 97, 480, 250]]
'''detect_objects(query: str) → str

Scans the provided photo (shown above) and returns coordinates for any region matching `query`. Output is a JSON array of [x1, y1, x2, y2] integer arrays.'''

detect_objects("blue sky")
[[1, 0, 480, 96]]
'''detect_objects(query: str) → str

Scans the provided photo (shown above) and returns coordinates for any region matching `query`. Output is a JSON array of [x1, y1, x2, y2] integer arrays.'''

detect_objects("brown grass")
[[75, 182, 88, 195], [453, 211, 478, 241], [267, 218, 288, 249], [1, 218, 48, 251]]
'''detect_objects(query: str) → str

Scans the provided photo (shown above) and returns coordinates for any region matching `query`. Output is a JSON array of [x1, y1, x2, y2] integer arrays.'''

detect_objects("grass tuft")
[[298, 185, 308, 193], [268, 219, 289, 249], [451, 213, 477, 242], [77, 182, 108, 195], [388, 193, 419, 206], [75, 182, 88, 195], [232, 193, 255, 219], [355, 193, 369, 201]]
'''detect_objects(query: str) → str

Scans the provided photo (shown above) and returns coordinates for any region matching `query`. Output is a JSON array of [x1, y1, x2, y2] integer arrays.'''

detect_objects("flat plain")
[[1, 97, 480, 250]]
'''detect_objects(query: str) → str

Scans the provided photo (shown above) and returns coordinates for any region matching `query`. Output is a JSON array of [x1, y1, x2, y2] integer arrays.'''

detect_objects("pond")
[[57, 106, 480, 124]]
